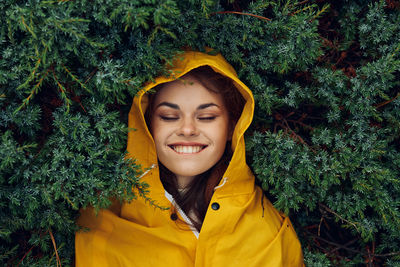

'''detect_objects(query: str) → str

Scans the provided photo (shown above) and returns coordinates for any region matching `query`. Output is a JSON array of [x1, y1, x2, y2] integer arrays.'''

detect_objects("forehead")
[[153, 77, 224, 106]]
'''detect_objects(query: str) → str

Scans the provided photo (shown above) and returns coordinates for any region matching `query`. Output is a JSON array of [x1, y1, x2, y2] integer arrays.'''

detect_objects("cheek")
[[212, 121, 230, 147], [150, 121, 163, 145], [150, 121, 176, 149]]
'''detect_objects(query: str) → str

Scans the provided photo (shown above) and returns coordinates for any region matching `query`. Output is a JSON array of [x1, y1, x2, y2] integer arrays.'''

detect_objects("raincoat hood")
[[127, 50, 255, 204], [76, 50, 304, 267]]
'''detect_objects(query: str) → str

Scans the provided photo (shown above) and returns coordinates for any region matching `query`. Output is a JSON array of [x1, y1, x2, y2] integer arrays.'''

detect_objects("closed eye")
[[160, 116, 179, 121], [198, 116, 217, 121]]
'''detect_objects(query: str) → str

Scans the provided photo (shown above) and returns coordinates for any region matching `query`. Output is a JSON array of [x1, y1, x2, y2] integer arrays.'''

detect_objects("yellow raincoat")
[[75, 51, 304, 266]]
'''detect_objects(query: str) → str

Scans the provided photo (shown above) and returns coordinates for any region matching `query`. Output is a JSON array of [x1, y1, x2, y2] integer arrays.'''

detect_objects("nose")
[[177, 117, 198, 136]]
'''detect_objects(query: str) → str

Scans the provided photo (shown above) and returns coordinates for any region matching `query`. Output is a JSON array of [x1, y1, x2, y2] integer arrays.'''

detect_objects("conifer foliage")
[[1, 0, 399, 266]]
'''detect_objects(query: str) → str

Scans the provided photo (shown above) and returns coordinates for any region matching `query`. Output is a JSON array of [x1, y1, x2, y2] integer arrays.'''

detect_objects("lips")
[[168, 143, 208, 154]]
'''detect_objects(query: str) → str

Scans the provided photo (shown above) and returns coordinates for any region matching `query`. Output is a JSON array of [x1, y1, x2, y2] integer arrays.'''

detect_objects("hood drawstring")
[[138, 164, 157, 180], [214, 177, 229, 191]]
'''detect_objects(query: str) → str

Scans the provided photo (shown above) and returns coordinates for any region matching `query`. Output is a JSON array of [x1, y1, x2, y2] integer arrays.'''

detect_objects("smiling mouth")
[[169, 145, 207, 154]]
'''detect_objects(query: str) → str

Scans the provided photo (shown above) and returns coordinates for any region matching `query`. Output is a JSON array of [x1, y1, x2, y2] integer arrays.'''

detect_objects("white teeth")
[[172, 145, 203, 154]]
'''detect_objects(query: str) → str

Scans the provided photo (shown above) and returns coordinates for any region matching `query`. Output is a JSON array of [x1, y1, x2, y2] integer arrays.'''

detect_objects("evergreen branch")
[[158, 26, 177, 40], [55, 81, 71, 112], [289, 5, 313, 16], [391, 42, 400, 58], [51, 18, 91, 24], [84, 68, 98, 84], [156, 51, 175, 67], [52, 69, 71, 113], [311, 4, 330, 21], [201, 0, 214, 17], [273, 112, 316, 152], [306, 229, 400, 258], [328, 238, 359, 254], [375, 91, 400, 108], [17, 143, 38, 152], [124, 12, 132, 32], [148, 26, 177, 46], [283, 0, 292, 14], [120, 78, 141, 91], [319, 203, 360, 232], [148, 27, 159, 45], [137, 187, 169, 211], [131, 166, 169, 211], [0, 245, 18, 262], [210, 11, 271, 21], [63, 193, 78, 210], [53, 21, 105, 48], [61, 64, 91, 93], [201, 0, 207, 14], [294, 0, 311, 6], [17, 245, 35, 267], [120, 79, 136, 84], [286, 119, 315, 130], [48, 229, 62, 267], [69, 87, 87, 113], [42, 0, 73, 3], [7, 19, 14, 43], [15, 230, 49, 266], [20, 15, 37, 39], [17, 45, 48, 91], [15, 68, 50, 113]]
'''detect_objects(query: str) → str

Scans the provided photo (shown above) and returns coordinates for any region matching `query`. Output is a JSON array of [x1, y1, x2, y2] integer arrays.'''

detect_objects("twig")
[[328, 238, 358, 254], [390, 42, 400, 58], [49, 229, 62, 267], [210, 11, 271, 21], [15, 68, 50, 113], [52, 68, 71, 112], [16, 45, 48, 91], [62, 64, 89, 91], [305, 228, 400, 258], [287, 119, 315, 130], [17, 229, 49, 266], [283, 119, 317, 153], [319, 203, 359, 232], [290, 5, 313, 16], [375, 92, 399, 109], [318, 216, 323, 236], [365, 240, 376, 265], [311, 4, 330, 21], [20, 15, 37, 39], [84, 67, 98, 84], [17, 245, 35, 267], [309, 231, 361, 254], [294, 0, 311, 6]]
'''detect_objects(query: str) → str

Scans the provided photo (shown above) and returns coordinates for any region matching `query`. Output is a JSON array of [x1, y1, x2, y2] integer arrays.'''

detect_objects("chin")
[[173, 169, 207, 177], [167, 164, 210, 177], [161, 157, 205, 173]]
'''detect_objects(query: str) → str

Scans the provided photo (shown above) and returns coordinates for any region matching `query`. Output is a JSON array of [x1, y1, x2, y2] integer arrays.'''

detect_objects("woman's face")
[[151, 76, 230, 188]]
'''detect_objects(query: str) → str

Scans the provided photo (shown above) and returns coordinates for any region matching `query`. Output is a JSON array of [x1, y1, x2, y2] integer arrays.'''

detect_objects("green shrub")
[[1, 0, 399, 265]]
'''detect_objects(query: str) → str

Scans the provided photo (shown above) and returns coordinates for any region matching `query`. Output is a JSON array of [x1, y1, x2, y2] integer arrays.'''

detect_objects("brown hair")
[[145, 66, 245, 231]]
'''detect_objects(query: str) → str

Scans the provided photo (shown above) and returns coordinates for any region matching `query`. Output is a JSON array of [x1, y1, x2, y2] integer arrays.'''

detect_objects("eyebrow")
[[156, 102, 220, 110], [156, 102, 179, 109]]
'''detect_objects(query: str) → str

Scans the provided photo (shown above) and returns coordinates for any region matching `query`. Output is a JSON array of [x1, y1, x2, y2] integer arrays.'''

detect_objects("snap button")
[[170, 213, 178, 221], [211, 202, 220, 210]]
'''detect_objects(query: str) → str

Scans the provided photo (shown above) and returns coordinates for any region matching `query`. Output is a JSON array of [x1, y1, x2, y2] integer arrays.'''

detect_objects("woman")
[[75, 50, 304, 266]]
